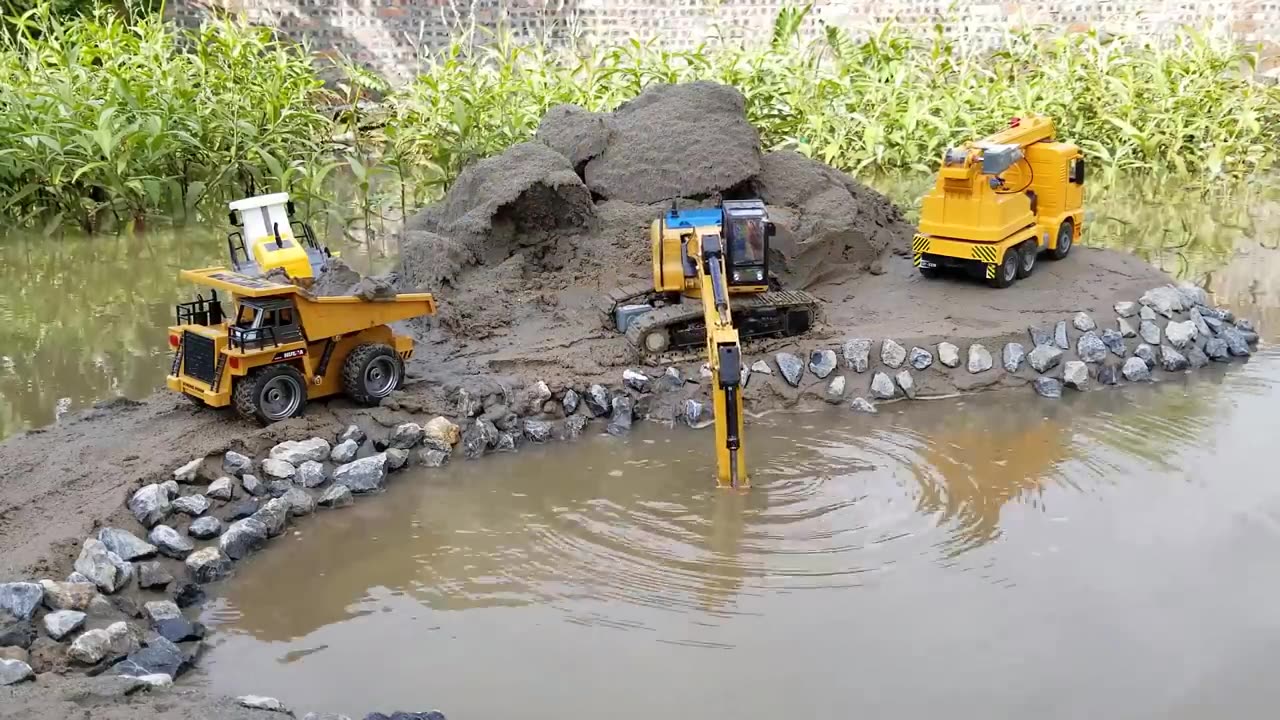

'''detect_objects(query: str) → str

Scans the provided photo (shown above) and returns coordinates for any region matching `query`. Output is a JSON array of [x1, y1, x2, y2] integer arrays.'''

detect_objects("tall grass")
[[0, 1, 1277, 233]]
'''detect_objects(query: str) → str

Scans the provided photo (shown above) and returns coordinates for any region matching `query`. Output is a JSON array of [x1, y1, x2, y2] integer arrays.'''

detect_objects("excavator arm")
[[690, 231, 748, 488]]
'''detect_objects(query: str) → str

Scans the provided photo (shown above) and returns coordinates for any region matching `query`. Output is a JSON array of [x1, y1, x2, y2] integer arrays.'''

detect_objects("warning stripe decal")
[[971, 245, 998, 263], [912, 234, 930, 253], [985, 263, 997, 279], [913, 253, 922, 267]]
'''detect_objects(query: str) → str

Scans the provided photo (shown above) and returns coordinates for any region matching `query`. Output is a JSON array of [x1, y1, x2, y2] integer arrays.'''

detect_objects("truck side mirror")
[[286, 200, 296, 216]]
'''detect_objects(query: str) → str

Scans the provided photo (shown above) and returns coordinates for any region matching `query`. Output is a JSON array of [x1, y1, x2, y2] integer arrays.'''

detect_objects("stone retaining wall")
[[169, 0, 1280, 80]]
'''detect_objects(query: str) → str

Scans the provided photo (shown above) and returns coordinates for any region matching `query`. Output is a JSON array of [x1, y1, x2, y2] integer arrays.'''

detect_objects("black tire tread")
[[234, 364, 308, 424], [1050, 219, 1074, 260], [341, 343, 402, 406]]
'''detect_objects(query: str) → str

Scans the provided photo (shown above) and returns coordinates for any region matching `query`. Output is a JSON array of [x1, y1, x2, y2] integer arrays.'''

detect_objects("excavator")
[[225, 192, 336, 285], [913, 115, 1086, 288]]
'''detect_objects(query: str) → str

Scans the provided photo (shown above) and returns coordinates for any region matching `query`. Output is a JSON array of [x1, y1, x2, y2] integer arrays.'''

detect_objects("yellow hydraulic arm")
[[689, 230, 748, 488]]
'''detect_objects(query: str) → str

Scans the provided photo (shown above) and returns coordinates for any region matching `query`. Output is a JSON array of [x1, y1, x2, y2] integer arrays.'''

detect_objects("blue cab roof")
[[665, 207, 722, 229]]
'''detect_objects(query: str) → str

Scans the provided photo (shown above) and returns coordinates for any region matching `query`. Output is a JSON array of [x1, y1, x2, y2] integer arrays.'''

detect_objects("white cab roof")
[[229, 192, 290, 211]]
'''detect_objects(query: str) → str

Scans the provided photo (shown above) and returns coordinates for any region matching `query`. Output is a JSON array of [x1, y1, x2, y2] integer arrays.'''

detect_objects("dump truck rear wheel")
[[342, 343, 403, 406], [234, 364, 308, 425], [1016, 241, 1037, 278], [987, 250, 1019, 289], [1050, 220, 1073, 260]]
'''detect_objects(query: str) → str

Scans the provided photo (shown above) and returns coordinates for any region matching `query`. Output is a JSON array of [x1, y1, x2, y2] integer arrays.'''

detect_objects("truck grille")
[[182, 331, 217, 385]]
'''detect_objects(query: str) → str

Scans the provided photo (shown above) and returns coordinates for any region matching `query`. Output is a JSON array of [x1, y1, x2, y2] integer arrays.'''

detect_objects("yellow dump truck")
[[166, 267, 435, 423]]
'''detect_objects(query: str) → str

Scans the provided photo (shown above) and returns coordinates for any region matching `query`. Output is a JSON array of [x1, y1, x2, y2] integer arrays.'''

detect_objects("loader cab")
[[720, 200, 775, 288], [226, 193, 332, 281]]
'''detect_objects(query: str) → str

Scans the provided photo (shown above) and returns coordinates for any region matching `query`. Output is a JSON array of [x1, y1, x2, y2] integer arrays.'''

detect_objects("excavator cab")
[[226, 193, 334, 284], [720, 200, 774, 289]]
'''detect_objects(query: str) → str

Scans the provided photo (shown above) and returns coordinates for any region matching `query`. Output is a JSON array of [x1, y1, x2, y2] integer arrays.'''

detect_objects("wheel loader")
[[913, 115, 1086, 288], [166, 267, 434, 424], [225, 192, 336, 285], [600, 199, 819, 358]]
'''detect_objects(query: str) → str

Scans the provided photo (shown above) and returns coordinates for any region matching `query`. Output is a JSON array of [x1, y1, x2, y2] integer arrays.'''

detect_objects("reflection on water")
[[203, 349, 1280, 719]]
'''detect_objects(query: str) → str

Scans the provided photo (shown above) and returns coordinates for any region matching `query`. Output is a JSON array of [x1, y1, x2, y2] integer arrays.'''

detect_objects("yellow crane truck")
[[913, 115, 1086, 288], [166, 267, 435, 424]]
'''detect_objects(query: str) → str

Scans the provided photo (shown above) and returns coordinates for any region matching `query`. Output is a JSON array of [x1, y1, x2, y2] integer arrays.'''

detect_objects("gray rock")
[[1100, 329, 1126, 357], [1054, 320, 1070, 349], [909, 347, 933, 371], [937, 342, 961, 368], [461, 420, 497, 459], [1062, 361, 1089, 390], [1073, 312, 1096, 332], [187, 516, 222, 540], [1222, 327, 1252, 356], [870, 372, 896, 400], [623, 368, 650, 392], [160, 480, 178, 499], [218, 519, 269, 561], [824, 376, 846, 404], [775, 352, 804, 386], [850, 397, 877, 414], [657, 367, 683, 391], [252, 498, 291, 537], [1114, 301, 1138, 318], [1098, 363, 1121, 385], [334, 454, 388, 493], [388, 423, 424, 450], [280, 488, 316, 517], [128, 484, 172, 528], [455, 388, 484, 418], [1198, 305, 1234, 323], [809, 350, 837, 379], [842, 339, 872, 372], [153, 616, 202, 644], [296, 461, 327, 488], [415, 448, 451, 468], [114, 638, 187, 680], [740, 364, 751, 389], [223, 496, 256, 521], [1117, 317, 1137, 339], [38, 580, 95, 611], [136, 563, 173, 590], [338, 424, 366, 445], [268, 438, 331, 465], [1189, 307, 1212, 338], [66, 572, 91, 584], [1140, 305, 1157, 321], [1160, 345, 1189, 372], [43, 610, 86, 640], [171, 494, 210, 517], [385, 448, 409, 471], [260, 458, 295, 482], [562, 389, 580, 415], [1135, 343, 1158, 369], [135, 673, 174, 689], [172, 582, 205, 609], [75, 540, 132, 594], [0, 616, 35, 649], [607, 396, 634, 436], [0, 658, 32, 686], [1122, 356, 1152, 382], [1202, 314, 1224, 334], [1165, 320, 1198, 349], [1175, 281, 1209, 308], [238, 696, 289, 713], [524, 420, 553, 443], [206, 477, 235, 502], [329, 440, 358, 464], [895, 370, 916, 399], [880, 339, 906, 369], [1028, 326, 1053, 347], [318, 485, 354, 508], [529, 380, 553, 406], [186, 547, 230, 584], [1186, 344, 1210, 369], [1002, 343, 1025, 373], [1236, 317, 1255, 332], [967, 344, 993, 373], [142, 600, 181, 624], [241, 474, 265, 497], [751, 360, 773, 375], [0, 584, 42, 621], [585, 384, 611, 416], [562, 415, 589, 440], [1140, 286, 1185, 318], [222, 451, 253, 477], [97, 528, 157, 561], [147, 526, 193, 559], [1077, 332, 1107, 363], [1033, 377, 1062, 398], [264, 480, 291, 498], [68, 621, 137, 664], [682, 399, 704, 426], [173, 459, 202, 484], [1027, 344, 1063, 373], [1205, 337, 1230, 361], [699, 363, 712, 380]]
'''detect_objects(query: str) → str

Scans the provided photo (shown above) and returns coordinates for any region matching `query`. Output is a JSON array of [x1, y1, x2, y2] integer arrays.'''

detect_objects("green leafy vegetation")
[[0, 1, 1277, 233]]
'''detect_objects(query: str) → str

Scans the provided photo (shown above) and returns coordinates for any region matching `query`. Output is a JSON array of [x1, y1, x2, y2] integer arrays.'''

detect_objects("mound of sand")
[[535, 104, 611, 171]]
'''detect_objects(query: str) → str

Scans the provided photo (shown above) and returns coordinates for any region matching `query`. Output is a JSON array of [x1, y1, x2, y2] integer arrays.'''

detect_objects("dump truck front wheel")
[[1050, 219, 1073, 260], [342, 343, 404, 405], [234, 364, 308, 424]]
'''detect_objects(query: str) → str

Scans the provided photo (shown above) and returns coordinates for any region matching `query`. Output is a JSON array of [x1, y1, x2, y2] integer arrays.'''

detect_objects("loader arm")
[[690, 231, 748, 488]]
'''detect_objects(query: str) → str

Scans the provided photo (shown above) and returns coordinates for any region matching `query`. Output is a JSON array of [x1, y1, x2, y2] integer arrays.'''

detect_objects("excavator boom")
[[690, 231, 747, 488]]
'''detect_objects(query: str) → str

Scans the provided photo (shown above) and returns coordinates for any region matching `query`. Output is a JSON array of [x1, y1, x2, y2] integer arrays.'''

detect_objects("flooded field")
[[201, 346, 1280, 719]]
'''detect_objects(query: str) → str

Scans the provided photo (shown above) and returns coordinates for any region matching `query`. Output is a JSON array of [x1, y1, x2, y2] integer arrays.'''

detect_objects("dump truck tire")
[[342, 343, 403, 406], [1050, 219, 1073, 260], [1016, 240, 1037, 279], [234, 364, 308, 424], [987, 250, 1019, 289]]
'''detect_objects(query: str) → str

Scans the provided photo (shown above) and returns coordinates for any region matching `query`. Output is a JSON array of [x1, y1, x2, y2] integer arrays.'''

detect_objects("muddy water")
[[202, 347, 1280, 719]]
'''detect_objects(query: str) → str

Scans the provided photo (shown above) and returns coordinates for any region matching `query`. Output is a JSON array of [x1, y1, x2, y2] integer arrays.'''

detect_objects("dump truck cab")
[[167, 268, 434, 424], [226, 193, 334, 284]]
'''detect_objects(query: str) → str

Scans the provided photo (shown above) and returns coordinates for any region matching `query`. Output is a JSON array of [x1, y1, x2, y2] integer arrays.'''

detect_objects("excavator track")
[[597, 282, 655, 329], [623, 290, 821, 359]]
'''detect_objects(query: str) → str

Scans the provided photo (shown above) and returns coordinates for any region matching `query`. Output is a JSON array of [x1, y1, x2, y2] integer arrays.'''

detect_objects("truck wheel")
[[234, 364, 308, 424], [918, 264, 941, 279], [1016, 241, 1037, 278], [987, 250, 1019, 289], [1050, 219, 1074, 260], [342, 343, 404, 406]]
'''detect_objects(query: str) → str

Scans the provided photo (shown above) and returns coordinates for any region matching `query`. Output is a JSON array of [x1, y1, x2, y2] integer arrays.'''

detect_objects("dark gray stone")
[[172, 583, 205, 609], [880, 339, 906, 369], [607, 396, 634, 436], [1135, 343, 1158, 369], [1122, 357, 1151, 381], [1054, 320, 1069, 349], [1189, 307, 1212, 338], [318, 484, 354, 508], [385, 448, 409, 471], [415, 448, 450, 468], [585, 384, 611, 416], [1098, 363, 1121, 385], [1033, 377, 1062, 398], [137, 562, 173, 590], [909, 347, 933, 371], [495, 433, 517, 452], [1202, 314, 1224, 334], [281, 488, 316, 516], [222, 451, 253, 477], [1100, 328, 1126, 357], [97, 528, 156, 562], [0, 614, 36, 649], [252, 498, 291, 537], [113, 642, 186, 680], [657, 368, 683, 391], [0, 584, 42, 622], [1222, 327, 1252, 356], [1186, 344, 1210, 369], [153, 617, 203, 644], [1236, 317, 1255, 332], [241, 474, 265, 497], [1159, 345, 1189, 372], [1002, 343, 1025, 373], [334, 454, 388, 493], [1205, 337, 1230, 361], [809, 350, 838, 379], [1028, 326, 1053, 347], [296, 461, 327, 488], [524, 420, 553, 443], [74, 540, 133, 594], [842, 339, 871, 372], [1076, 332, 1107, 363], [562, 389, 580, 415], [623, 368, 650, 393], [171, 495, 210, 517], [264, 480, 292, 498], [563, 415, 589, 440], [187, 517, 222, 541], [1197, 304, 1234, 323], [224, 498, 259, 522], [775, 352, 804, 387], [147, 526, 193, 559], [218, 519, 269, 561]]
